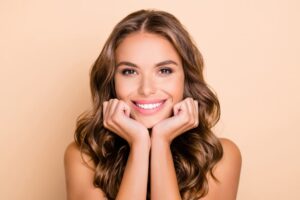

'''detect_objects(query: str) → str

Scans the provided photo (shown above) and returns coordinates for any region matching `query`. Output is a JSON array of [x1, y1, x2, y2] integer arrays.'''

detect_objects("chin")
[[131, 108, 173, 129], [132, 114, 168, 129], [138, 118, 159, 129]]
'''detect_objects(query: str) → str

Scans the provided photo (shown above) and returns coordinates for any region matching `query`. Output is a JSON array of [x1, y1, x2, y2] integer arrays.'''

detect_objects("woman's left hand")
[[151, 97, 199, 144]]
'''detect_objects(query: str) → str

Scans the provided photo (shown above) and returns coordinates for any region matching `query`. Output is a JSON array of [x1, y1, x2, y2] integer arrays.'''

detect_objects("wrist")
[[151, 127, 172, 145], [130, 133, 151, 150], [151, 133, 171, 147]]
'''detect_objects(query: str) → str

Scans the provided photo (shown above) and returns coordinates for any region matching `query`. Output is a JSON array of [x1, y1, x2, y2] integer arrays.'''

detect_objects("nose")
[[138, 76, 156, 96]]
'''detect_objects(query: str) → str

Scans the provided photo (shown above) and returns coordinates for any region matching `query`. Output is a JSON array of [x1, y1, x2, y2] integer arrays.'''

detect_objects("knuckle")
[[193, 121, 198, 128], [106, 119, 114, 126], [103, 121, 107, 128], [189, 118, 195, 127], [187, 97, 193, 102], [108, 99, 115, 104], [111, 114, 119, 124], [119, 100, 128, 108], [195, 117, 199, 126], [118, 101, 125, 107], [110, 117, 117, 124], [182, 115, 190, 125]]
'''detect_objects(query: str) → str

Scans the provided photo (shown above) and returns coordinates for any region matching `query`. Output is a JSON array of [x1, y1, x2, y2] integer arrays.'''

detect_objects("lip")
[[131, 99, 166, 115], [133, 99, 165, 104]]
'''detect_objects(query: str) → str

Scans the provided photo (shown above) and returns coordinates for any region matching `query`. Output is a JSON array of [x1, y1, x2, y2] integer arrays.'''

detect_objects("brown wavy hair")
[[74, 9, 223, 200]]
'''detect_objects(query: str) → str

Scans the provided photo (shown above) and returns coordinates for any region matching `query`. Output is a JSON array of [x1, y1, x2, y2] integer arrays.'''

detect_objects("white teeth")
[[136, 103, 162, 110]]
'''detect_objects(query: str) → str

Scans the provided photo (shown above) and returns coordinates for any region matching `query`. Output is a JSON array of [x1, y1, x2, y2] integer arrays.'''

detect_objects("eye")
[[121, 68, 137, 75], [159, 67, 173, 74]]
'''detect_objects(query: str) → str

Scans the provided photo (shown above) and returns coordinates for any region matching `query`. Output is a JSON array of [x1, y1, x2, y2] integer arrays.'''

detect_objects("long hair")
[[74, 9, 223, 200]]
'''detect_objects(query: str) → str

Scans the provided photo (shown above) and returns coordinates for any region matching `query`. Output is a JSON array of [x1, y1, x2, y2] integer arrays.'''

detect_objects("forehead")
[[115, 32, 181, 65]]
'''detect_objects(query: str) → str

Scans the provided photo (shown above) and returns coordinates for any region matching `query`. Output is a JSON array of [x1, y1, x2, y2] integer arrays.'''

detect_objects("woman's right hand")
[[103, 99, 150, 147]]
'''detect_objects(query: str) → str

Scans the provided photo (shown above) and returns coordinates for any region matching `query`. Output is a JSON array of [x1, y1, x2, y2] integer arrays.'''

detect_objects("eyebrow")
[[116, 60, 178, 68]]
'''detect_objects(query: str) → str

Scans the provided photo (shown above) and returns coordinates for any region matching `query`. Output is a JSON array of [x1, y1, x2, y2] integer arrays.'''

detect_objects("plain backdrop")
[[1, 0, 299, 199]]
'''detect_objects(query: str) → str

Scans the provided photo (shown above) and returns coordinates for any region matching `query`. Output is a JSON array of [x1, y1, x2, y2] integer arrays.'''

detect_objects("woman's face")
[[114, 32, 185, 128]]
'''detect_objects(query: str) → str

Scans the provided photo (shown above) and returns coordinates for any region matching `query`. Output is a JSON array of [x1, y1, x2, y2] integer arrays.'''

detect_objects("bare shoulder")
[[219, 138, 242, 164], [64, 142, 107, 200], [64, 142, 94, 169], [201, 138, 242, 200], [217, 137, 242, 179]]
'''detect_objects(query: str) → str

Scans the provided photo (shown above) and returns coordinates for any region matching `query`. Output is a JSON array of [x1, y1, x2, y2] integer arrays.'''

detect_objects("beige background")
[[1, 0, 299, 199]]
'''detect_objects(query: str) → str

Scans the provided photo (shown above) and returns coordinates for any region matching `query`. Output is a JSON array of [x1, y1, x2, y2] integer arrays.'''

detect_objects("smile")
[[132, 100, 166, 114], [136, 102, 162, 109]]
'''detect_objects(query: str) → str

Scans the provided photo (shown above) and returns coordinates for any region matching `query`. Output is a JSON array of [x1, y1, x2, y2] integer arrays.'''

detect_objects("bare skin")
[[150, 97, 199, 200], [64, 137, 241, 200], [64, 32, 242, 200], [102, 99, 151, 200]]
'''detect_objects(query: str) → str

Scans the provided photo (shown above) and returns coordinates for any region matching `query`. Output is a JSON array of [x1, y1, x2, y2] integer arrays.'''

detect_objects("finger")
[[105, 99, 123, 133], [185, 97, 194, 116], [103, 101, 108, 116], [110, 100, 126, 136], [194, 100, 199, 127], [105, 99, 113, 119], [114, 101, 130, 130], [103, 101, 108, 127], [179, 100, 189, 118], [118, 100, 131, 117], [104, 99, 118, 129], [181, 98, 196, 129], [103, 101, 119, 134], [113, 100, 135, 142], [103, 101, 110, 124], [193, 100, 199, 117], [173, 101, 183, 116], [108, 99, 119, 117]]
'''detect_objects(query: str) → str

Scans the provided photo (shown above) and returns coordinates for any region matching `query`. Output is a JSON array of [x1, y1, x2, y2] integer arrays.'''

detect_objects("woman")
[[64, 9, 242, 200]]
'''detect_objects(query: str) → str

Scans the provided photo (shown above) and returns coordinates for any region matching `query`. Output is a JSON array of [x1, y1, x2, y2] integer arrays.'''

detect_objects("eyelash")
[[120, 67, 173, 76], [159, 67, 173, 74], [121, 69, 137, 75]]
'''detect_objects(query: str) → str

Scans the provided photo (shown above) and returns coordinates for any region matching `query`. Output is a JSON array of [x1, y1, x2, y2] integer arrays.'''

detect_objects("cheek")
[[114, 78, 124, 99], [115, 84, 126, 99], [164, 77, 184, 101], [172, 86, 184, 101], [115, 80, 136, 99]]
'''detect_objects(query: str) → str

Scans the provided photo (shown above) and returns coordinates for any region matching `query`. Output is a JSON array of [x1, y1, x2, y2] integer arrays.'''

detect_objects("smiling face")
[[114, 32, 185, 128]]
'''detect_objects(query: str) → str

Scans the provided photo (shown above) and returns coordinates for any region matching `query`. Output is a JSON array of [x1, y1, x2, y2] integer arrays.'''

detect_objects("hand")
[[103, 99, 150, 147], [151, 97, 199, 144]]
